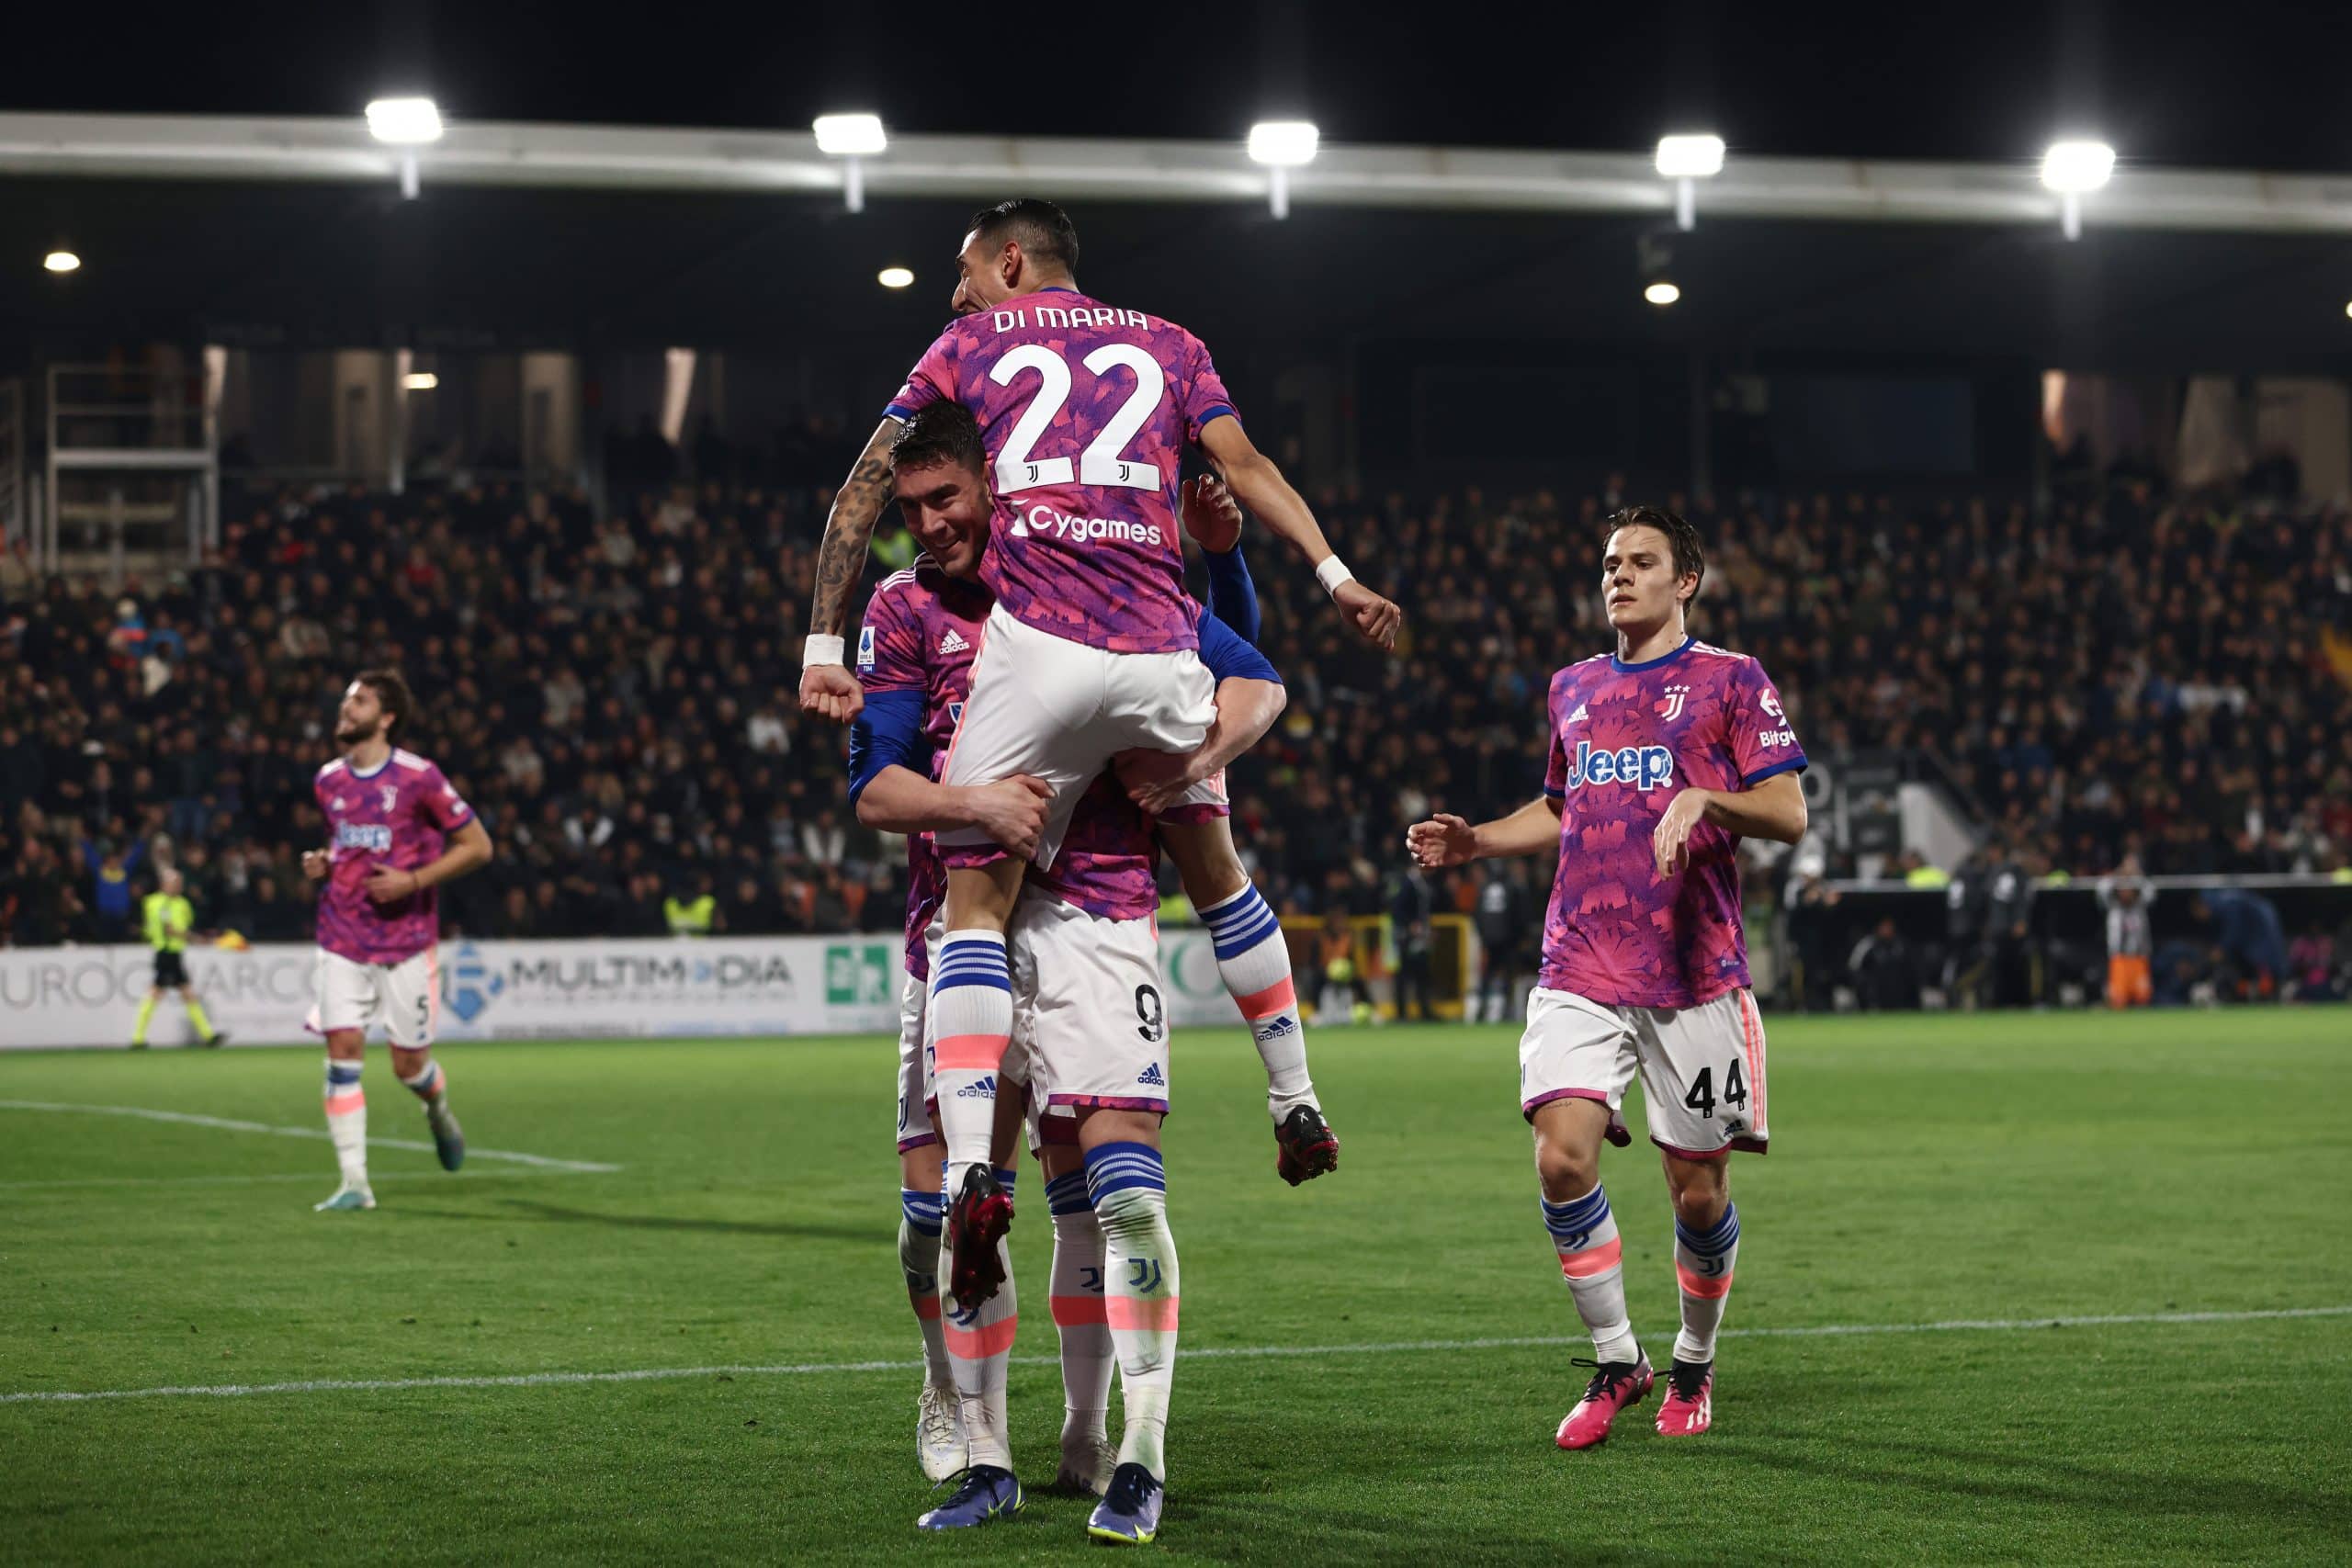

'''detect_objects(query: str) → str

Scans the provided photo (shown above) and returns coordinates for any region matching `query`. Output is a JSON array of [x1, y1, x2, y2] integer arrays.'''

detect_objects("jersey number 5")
[[988, 344, 1166, 496]]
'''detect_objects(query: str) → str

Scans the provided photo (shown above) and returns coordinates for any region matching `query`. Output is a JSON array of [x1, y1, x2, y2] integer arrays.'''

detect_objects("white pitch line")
[[5, 1304, 2346, 1406], [0, 1168, 564, 1192], [0, 1100, 620, 1173]]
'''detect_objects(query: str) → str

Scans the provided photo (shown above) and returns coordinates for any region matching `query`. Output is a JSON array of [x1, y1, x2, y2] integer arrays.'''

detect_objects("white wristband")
[[1315, 556, 1355, 595], [803, 634, 846, 669]]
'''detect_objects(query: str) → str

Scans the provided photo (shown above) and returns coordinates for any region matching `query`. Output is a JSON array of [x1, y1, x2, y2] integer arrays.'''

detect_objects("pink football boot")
[[1555, 1352, 1654, 1450]]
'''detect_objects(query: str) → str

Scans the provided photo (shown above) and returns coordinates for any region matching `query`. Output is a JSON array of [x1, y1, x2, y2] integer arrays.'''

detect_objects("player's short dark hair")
[[967, 197, 1080, 274], [355, 668, 414, 739], [1602, 505, 1706, 605], [890, 400, 987, 478]]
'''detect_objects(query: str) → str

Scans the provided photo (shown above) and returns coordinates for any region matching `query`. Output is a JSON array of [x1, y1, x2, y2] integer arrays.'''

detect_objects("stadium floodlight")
[[1248, 120, 1319, 220], [401, 372, 439, 391], [2041, 140, 2115, 240], [1248, 121, 1320, 167], [1655, 134, 1725, 179], [367, 96, 442, 200], [366, 97, 444, 145], [44, 250, 80, 274], [2040, 140, 2115, 192], [1645, 280, 1681, 307], [813, 114, 887, 213], [877, 266, 915, 289], [1656, 134, 1725, 231], [812, 113, 888, 156]]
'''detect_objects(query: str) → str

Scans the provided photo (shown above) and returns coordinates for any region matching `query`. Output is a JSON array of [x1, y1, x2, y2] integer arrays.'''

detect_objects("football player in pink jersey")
[[1408, 507, 1808, 1448], [802, 201, 1380, 1307], [300, 671, 493, 1212], [849, 404, 1310, 1537]]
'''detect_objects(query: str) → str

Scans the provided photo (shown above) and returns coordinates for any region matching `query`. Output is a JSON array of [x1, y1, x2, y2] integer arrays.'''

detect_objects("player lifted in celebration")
[[802, 199, 1387, 1295], [847, 402, 1306, 1532], [1408, 507, 1807, 1448], [301, 671, 493, 1212]]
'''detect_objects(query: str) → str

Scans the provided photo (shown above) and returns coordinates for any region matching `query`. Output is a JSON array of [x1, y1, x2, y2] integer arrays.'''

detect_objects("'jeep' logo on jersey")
[[1563, 740, 1677, 792], [335, 822, 394, 852]]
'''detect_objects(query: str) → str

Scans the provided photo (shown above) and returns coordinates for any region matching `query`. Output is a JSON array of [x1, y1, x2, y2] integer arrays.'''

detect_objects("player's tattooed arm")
[[800, 418, 902, 723], [809, 420, 900, 637]]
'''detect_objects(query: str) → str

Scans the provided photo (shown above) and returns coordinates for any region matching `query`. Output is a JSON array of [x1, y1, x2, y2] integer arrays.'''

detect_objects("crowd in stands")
[[5, 465, 2349, 1007]]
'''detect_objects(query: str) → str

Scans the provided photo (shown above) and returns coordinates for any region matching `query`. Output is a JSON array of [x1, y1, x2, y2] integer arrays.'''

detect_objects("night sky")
[[14, 0, 2352, 173]]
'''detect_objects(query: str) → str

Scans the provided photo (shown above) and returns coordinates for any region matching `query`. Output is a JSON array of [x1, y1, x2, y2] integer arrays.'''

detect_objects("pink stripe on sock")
[[1051, 1294, 1109, 1326], [324, 1091, 364, 1115], [1677, 1262, 1736, 1300], [1105, 1295, 1181, 1333], [1557, 1236, 1623, 1279], [1234, 977, 1295, 1021], [933, 1033, 1008, 1071], [944, 1315, 1018, 1359]]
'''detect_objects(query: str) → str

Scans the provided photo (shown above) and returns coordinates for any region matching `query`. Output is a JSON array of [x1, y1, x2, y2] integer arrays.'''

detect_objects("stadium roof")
[[8, 113, 2352, 233], [5, 115, 2352, 376]]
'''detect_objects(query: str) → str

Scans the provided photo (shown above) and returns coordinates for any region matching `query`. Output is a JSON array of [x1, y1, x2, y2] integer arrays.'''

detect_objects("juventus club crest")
[[380, 784, 400, 813], [1656, 684, 1691, 723]]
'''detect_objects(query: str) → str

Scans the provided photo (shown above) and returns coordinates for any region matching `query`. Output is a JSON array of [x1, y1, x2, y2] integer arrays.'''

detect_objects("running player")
[[802, 200, 1392, 1292], [130, 867, 227, 1049], [300, 671, 493, 1212], [1408, 506, 1808, 1447]]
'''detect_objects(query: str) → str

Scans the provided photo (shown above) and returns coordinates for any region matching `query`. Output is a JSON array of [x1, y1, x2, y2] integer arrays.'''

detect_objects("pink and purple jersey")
[[313, 748, 473, 965], [858, 555, 1238, 939], [1028, 775, 1227, 925], [858, 556, 991, 980], [1539, 637, 1806, 1009], [884, 288, 1238, 655]]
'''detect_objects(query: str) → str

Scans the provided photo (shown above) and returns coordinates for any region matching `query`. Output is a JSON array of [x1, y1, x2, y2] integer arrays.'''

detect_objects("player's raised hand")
[[1652, 788, 1713, 878], [970, 774, 1053, 861], [1334, 579, 1402, 650], [798, 664, 865, 725], [1407, 813, 1477, 868], [1181, 475, 1243, 553], [301, 849, 331, 883]]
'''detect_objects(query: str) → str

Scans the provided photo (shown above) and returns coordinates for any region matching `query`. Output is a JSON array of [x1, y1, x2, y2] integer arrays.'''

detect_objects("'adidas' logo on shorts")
[[956, 1075, 996, 1099], [1135, 1063, 1166, 1088], [938, 628, 971, 655]]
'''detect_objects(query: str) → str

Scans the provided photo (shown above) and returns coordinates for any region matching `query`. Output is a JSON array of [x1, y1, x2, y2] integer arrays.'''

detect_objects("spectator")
[[79, 834, 147, 943], [2196, 888, 2290, 998], [1316, 910, 1365, 1026], [3, 469, 2347, 977], [1848, 917, 1921, 1010], [1388, 865, 1436, 1021]]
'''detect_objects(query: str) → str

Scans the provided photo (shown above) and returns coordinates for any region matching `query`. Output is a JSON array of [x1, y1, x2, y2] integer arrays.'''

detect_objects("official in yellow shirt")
[[133, 869, 227, 1049]]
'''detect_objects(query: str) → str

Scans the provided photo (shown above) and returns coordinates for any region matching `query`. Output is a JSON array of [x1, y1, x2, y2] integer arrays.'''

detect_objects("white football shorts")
[[937, 603, 1216, 866], [312, 947, 439, 1049], [1518, 985, 1770, 1156], [895, 919, 944, 1152], [1005, 886, 1170, 1116]]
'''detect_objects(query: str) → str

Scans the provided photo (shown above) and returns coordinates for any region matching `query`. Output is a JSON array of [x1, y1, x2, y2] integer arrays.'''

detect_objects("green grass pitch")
[[5, 1010, 2350, 1564]]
